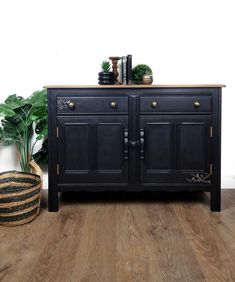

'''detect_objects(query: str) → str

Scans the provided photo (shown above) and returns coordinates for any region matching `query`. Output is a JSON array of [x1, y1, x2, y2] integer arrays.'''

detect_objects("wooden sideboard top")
[[44, 84, 225, 89]]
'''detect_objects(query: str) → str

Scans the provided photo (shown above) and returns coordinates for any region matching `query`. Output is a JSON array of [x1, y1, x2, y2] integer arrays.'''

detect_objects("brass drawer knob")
[[67, 100, 75, 109], [110, 101, 117, 108], [194, 101, 200, 108], [151, 101, 158, 108]]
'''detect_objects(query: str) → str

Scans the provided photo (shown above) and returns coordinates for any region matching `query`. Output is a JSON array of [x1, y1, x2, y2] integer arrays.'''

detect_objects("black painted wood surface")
[[47, 87, 222, 211]]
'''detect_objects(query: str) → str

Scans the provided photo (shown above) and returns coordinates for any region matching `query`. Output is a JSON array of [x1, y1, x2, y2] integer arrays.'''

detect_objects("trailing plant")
[[101, 60, 111, 73], [132, 64, 153, 84], [0, 89, 48, 173]]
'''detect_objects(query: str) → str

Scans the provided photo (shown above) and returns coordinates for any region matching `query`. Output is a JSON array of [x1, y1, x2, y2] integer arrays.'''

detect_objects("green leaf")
[[0, 127, 3, 140], [2, 117, 25, 134], [101, 61, 111, 72], [30, 107, 47, 122], [36, 127, 48, 140], [30, 115, 40, 121], [28, 89, 47, 108], [4, 94, 26, 109], [0, 125, 20, 144], [0, 104, 16, 117]]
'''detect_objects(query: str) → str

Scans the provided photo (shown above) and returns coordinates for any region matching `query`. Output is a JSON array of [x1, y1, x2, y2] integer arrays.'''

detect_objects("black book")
[[121, 56, 127, 85], [126, 54, 132, 85]]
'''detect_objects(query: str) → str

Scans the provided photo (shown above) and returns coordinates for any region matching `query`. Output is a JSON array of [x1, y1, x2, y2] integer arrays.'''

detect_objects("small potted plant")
[[0, 89, 47, 226], [132, 64, 153, 85], [98, 60, 115, 85]]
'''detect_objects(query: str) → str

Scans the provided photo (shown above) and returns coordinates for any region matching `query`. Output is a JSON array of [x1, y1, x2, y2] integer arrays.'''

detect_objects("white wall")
[[0, 0, 234, 188]]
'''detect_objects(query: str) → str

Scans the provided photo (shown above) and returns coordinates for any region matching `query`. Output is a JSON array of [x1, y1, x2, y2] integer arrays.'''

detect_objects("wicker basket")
[[0, 163, 42, 227]]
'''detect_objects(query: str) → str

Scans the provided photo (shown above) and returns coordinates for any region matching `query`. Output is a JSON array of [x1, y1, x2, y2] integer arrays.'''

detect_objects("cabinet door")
[[57, 117, 128, 184], [140, 115, 212, 185]]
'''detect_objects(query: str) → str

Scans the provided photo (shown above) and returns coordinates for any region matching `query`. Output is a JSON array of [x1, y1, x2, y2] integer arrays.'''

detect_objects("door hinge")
[[210, 126, 213, 138], [56, 126, 59, 138], [210, 164, 213, 175], [57, 164, 59, 175]]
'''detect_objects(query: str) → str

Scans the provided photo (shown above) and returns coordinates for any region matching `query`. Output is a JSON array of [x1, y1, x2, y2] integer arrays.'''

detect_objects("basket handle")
[[29, 159, 43, 189]]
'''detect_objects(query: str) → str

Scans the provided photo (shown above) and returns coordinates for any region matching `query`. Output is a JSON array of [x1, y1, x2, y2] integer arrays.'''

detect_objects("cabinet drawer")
[[57, 96, 128, 114], [140, 96, 212, 113]]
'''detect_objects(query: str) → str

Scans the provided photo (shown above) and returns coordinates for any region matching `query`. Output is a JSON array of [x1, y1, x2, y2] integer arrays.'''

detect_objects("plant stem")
[[31, 139, 38, 156]]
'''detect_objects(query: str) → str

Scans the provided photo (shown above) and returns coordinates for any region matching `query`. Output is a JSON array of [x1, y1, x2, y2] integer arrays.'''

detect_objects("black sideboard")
[[46, 85, 224, 211]]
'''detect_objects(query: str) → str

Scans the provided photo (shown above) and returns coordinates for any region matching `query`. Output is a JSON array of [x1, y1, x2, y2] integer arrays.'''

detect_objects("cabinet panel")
[[64, 123, 91, 171], [57, 117, 128, 184], [96, 123, 123, 170], [179, 122, 209, 170], [145, 122, 175, 170], [140, 115, 211, 184]]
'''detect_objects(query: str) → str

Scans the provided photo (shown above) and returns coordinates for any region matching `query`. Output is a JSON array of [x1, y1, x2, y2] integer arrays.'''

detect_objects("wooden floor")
[[1, 190, 235, 282]]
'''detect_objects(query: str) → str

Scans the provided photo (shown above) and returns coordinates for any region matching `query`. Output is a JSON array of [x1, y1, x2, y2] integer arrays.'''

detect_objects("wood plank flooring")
[[1, 190, 235, 282]]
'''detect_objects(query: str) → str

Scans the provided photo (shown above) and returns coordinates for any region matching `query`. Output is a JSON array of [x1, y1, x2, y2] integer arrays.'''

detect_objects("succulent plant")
[[101, 60, 111, 73], [132, 64, 153, 84]]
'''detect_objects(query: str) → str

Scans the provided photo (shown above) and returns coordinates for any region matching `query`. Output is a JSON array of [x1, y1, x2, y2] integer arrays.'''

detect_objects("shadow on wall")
[[0, 145, 20, 172]]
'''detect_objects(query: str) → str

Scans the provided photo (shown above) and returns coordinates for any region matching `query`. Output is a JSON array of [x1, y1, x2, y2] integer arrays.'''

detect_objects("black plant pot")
[[98, 72, 115, 85]]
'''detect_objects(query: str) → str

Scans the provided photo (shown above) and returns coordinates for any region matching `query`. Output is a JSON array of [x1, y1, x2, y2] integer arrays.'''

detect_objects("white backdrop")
[[0, 0, 234, 188]]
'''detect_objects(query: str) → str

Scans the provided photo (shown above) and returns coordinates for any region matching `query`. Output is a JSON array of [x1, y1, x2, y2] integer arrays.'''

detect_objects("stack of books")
[[121, 55, 132, 84]]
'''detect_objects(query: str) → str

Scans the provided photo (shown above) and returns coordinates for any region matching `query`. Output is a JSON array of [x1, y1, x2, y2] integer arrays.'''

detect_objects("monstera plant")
[[0, 89, 48, 173], [0, 89, 48, 226]]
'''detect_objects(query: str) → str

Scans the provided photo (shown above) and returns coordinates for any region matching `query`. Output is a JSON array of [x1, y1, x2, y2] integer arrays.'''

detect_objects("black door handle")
[[128, 141, 140, 147], [124, 129, 128, 160], [140, 129, 144, 160]]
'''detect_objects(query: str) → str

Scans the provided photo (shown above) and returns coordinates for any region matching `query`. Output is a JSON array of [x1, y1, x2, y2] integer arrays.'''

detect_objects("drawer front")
[[57, 96, 128, 114], [140, 95, 212, 113]]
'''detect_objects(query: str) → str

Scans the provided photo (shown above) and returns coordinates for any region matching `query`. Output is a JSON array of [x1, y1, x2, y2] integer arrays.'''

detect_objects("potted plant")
[[0, 89, 47, 226], [132, 64, 153, 85], [98, 60, 115, 85]]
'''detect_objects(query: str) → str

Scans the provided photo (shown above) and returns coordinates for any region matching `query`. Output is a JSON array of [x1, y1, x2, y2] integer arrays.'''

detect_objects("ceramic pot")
[[98, 72, 115, 85], [142, 75, 153, 85]]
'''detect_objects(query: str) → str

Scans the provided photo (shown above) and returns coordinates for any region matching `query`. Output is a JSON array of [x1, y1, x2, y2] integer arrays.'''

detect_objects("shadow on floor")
[[58, 190, 210, 205], [40, 190, 235, 211]]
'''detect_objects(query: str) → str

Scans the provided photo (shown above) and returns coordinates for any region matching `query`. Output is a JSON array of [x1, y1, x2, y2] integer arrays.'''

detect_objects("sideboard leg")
[[210, 188, 221, 211], [48, 190, 59, 212]]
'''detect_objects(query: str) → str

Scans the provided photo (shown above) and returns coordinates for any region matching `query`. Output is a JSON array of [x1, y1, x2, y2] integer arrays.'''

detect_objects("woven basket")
[[0, 161, 42, 227]]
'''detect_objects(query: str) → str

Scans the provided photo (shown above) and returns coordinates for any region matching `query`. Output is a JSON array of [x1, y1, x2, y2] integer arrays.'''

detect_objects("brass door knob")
[[67, 101, 75, 109], [151, 101, 158, 108], [194, 101, 200, 108], [110, 101, 117, 108]]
